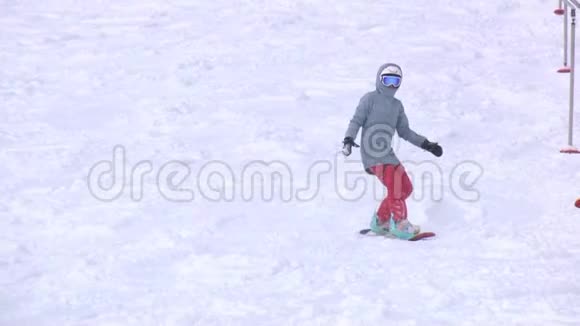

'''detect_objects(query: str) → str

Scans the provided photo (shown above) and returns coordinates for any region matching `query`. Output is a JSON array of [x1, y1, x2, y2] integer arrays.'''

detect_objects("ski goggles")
[[381, 75, 402, 87]]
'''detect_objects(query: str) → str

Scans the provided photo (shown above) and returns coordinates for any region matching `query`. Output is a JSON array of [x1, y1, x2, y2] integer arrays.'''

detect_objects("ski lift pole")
[[556, 0, 566, 15], [568, 8, 576, 147], [560, 0, 580, 153], [559, 3, 572, 72], [565, 4, 569, 67]]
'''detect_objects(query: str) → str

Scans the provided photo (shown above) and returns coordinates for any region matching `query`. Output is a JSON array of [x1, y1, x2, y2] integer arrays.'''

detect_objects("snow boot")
[[389, 218, 420, 240], [369, 213, 389, 235]]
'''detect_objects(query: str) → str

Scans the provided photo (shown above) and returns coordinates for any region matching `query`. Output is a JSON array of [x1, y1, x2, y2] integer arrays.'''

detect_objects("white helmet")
[[380, 65, 402, 77]]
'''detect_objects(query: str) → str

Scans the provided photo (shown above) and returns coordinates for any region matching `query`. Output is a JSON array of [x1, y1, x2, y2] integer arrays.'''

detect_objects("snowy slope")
[[1, 0, 580, 324]]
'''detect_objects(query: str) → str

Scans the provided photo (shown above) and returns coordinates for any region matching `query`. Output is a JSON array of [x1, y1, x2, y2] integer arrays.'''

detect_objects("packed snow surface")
[[1, 0, 579, 325]]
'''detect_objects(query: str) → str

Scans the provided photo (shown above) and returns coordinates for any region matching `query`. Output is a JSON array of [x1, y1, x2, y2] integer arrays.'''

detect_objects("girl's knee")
[[403, 184, 413, 199]]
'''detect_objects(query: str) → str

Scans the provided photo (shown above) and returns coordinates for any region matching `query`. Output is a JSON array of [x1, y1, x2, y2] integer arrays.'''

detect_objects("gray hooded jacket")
[[345, 63, 426, 169]]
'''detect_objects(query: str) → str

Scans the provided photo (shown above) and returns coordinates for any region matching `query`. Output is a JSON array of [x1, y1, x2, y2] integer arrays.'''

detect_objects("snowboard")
[[359, 228, 436, 241]]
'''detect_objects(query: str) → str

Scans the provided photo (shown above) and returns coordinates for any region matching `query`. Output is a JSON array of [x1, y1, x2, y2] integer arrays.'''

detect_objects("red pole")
[[556, 0, 566, 15]]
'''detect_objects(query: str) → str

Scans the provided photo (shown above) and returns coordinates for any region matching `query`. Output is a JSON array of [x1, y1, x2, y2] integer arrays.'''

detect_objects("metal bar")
[[569, 8, 576, 146], [563, 0, 580, 9], [565, 3, 569, 66]]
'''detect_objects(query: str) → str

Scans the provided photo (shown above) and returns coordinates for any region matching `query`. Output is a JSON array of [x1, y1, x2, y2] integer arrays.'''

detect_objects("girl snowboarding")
[[342, 63, 443, 239]]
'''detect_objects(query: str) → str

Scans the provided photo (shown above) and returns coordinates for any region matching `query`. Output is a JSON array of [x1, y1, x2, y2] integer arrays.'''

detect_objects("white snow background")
[[1, 0, 580, 325]]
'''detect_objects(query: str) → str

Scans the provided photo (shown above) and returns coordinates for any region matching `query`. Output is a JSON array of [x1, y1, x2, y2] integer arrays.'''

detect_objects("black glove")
[[342, 137, 360, 156], [421, 139, 443, 157]]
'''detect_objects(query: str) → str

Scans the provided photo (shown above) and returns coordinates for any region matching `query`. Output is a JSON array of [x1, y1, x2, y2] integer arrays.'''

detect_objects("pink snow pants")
[[370, 164, 413, 223]]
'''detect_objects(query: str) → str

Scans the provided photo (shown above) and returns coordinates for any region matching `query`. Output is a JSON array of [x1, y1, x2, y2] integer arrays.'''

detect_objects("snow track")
[[1, 0, 579, 324]]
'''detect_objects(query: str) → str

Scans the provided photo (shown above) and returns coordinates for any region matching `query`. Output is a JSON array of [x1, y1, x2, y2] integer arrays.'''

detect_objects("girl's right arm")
[[345, 93, 371, 140]]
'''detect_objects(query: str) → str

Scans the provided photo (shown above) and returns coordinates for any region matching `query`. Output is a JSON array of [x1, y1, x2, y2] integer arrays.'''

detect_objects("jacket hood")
[[375, 63, 402, 97]]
